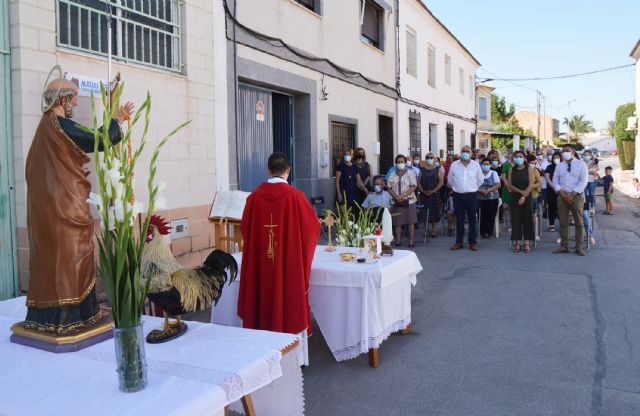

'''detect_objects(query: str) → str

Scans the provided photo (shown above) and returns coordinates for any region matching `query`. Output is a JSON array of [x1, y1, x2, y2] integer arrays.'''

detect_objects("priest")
[[238, 152, 320, 338], [24, 77, 134, 333]]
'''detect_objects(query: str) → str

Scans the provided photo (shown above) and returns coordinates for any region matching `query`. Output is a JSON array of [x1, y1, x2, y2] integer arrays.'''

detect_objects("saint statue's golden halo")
[[41, 65, 64, 113]]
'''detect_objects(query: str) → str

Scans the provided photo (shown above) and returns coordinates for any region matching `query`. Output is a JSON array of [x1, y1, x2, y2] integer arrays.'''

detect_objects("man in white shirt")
[[447, 145, 485, 251], [552, 144, 589, 256]]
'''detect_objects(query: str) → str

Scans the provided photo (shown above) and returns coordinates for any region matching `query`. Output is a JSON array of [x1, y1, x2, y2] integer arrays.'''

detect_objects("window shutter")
[[427, 45, 436, 87], [406, 30, 417, 77], [361, 1, 380, 44]]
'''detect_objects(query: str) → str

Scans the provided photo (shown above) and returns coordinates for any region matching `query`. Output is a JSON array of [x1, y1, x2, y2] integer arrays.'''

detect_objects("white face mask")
[[396, 162, 406, 171], [563, 151, 573, 161], [414, 159, 421, 166], [344, 155, 351, 162], [553, 158, 560, 165]]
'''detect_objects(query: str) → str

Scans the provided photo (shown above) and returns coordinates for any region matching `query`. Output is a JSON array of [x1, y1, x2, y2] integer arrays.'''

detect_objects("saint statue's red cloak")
[[238, 182, 320, 335]]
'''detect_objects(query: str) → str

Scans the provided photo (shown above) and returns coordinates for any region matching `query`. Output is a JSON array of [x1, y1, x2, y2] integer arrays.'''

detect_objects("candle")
[[382, 208, 393, 244]]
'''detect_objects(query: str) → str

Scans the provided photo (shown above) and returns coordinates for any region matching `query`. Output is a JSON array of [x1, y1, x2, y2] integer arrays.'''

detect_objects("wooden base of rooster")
[[142, 215, 238, 344]]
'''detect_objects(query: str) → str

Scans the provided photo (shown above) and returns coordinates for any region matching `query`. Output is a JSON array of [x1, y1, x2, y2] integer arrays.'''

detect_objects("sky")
[[424, 0, 639, 131]]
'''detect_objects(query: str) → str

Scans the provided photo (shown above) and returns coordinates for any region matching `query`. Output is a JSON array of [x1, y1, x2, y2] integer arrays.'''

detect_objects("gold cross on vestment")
[[264, 213, 278, 266]]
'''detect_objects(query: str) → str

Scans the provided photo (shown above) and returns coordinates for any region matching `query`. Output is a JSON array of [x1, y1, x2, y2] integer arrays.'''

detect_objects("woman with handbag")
[[388, 154, 417, 248]]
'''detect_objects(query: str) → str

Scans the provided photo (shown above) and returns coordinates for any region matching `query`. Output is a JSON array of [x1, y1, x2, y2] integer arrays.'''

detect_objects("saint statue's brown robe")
[[24, 111, 121, 333]]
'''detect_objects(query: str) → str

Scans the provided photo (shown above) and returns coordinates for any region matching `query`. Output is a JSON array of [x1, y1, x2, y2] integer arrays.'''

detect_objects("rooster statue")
[[141, 215, 237, 343]]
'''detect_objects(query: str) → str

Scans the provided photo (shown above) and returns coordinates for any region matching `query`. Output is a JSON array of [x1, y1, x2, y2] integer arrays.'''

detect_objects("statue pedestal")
[[10, 308, 113, 353]]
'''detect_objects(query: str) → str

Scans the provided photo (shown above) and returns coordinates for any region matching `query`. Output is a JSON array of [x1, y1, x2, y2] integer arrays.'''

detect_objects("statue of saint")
[[23, 77, 134, 333]]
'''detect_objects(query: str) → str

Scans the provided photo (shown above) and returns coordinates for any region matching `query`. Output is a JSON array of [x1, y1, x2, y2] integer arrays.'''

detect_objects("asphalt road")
[[303, 189, 640, 416]]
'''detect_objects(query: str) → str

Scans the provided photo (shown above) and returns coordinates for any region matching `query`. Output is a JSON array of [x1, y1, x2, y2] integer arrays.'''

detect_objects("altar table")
[[212, 246, 423, 366], [0, 297, 304, 416]]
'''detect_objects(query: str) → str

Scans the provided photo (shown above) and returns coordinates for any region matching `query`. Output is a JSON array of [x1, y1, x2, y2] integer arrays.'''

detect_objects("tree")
[[613, 102, 636, 170], [607, 120, 615, 137], [562, 115, 595, 142], [491, 94, 515, 124]]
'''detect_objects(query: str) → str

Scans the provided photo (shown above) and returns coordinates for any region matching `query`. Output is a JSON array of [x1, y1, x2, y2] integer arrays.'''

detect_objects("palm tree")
[[563, 115, 595, 142]]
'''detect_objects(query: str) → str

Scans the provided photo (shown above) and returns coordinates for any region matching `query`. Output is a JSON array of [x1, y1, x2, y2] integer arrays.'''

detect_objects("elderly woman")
[[388, 154, 418, 248], [418, 152, 444, 237], [335, 149, 366, 211], [582, 149, 599, 208]]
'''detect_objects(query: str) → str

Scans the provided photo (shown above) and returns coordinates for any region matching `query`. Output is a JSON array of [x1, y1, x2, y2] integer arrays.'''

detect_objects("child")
[[633, 178, 640, 199], [602, 167, 614, 214]]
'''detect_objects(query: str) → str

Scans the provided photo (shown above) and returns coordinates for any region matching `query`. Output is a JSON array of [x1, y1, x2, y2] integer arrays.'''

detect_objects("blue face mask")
[[426, 158, 434, 165], [491, 160, 499, 167], [583, 155, 591, 161], [374, 185, 382, 193], [514, 157, 525, 166], [344, 155, 351, 162], [460, 152, 471, 161], [435, 162, 440, 167], [482, 165, 490, 172]]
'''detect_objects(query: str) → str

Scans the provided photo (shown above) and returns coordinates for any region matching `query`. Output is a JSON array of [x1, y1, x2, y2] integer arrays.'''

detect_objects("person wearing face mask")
[[552, 144, 589, 256], [353, 147, 372, 198], [526, 154, 544, 242], [447, 146, 484, 251], [388, 155, 418, 248], [544, 152, 562, 232], [500, 152, 514, 232], [582, 149, 599, 211], [335, 149, 366, 211], [478, 158, 502, 239], [507, 151, 535, 253], [418, 153, 444, 237], [362, 176, 393, 221]]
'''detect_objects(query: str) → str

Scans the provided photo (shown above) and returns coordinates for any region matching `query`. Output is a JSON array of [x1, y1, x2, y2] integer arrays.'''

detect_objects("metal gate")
[[238, 84, 273, 191], [0, 0, 18, 299], [378, 115, 394, 175], [272, 92, 294, 183], [331, 122, 354, 176]]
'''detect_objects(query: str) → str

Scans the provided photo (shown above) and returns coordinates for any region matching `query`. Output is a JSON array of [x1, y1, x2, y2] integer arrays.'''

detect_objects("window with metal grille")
[[409, 111, 421, 158], [406, 28, 416, 77], [360, 0, 381, 50], [56, 0, 182, 72], [446, 122, 454, 154], [331, 122, 355, 177], [427, 44, 436, 88]]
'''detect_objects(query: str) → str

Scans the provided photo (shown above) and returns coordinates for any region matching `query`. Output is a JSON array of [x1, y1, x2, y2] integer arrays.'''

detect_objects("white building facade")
[[630, 40, 640, 174], [397, 0, 479, 161], [224, 0, 398, 206]]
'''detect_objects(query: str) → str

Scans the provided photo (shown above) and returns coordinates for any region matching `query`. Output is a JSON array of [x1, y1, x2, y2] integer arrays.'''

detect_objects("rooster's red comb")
[[149, 214, 171, 236]]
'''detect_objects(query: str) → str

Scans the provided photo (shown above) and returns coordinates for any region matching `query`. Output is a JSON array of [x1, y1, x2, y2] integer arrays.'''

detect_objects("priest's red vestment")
[[238, 182, 320, 335]]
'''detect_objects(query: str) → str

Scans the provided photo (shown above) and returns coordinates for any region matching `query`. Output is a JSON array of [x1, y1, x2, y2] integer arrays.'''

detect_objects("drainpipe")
[[232, 0, 240, 188], [394, 0, 400, 157]]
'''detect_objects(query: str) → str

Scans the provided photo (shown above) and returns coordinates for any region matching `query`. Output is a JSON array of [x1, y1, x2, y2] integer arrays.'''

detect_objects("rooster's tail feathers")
[[203, 250, 238, 284]]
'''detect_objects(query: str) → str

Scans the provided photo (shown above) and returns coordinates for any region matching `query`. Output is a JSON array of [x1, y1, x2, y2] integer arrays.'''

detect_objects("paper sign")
[[64, 73, 109, 97]]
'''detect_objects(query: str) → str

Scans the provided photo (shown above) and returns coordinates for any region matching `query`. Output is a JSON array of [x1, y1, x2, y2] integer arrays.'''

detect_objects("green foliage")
[[90, 84, 190, 328], [607, 120, 615, 137], [491, 94, 515, 123], [332, 196, 381, 248], [553, 138, 584, 151], [562, 115, 595, 142], [613, 102, 635, 170]]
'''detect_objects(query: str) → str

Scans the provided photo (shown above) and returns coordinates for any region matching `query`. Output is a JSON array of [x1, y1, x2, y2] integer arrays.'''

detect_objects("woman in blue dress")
[[335, 149, 366, 211]]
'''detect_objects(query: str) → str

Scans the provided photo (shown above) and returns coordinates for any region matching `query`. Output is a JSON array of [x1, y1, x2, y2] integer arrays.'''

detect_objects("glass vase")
[[113, 323, 148, 392]]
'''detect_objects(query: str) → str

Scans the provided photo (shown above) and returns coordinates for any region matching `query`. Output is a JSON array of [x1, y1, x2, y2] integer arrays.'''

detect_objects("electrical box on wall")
[[320, 140, 330, 167], [373, 141, 380, 155], [170, 218, 189, 240]]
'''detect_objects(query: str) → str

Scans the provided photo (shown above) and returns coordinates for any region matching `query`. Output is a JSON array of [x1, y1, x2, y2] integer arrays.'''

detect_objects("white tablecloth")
[[212, 246, 422, 362], [0, 297, 304, 416]]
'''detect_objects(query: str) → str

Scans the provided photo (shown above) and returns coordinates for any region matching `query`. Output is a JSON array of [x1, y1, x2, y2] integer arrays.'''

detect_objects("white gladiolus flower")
[[157, 180, 167, 193], [154, 193, 168, 210], [102, 208, 116, 231], [113, 199, 125, 223], [131, 201, 144, 217], [107, 166, 123, 186], [86, 192, 102, 209], [113, 181, 124, 200]]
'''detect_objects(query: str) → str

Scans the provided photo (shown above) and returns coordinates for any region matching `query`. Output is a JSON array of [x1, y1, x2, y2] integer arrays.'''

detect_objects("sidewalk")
[[605, 154, 639, 198]]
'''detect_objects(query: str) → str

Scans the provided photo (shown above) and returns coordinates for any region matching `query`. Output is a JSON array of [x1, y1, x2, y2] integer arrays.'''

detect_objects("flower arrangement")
[[86, 84, 188, 328], [333, 196, 381, 248], [85, 83, 189, 392]]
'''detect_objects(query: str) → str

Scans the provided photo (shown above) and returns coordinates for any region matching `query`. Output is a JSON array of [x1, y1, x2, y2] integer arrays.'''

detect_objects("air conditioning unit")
[[627, 116, 638, 131]]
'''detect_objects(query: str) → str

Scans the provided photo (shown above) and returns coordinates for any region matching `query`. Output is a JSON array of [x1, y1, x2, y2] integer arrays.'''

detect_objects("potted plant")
[[87, 83, 188, 392]]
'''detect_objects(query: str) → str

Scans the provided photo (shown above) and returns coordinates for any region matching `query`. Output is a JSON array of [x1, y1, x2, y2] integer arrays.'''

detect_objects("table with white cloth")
[[212, 245, 423, 367], [0, 297, 304, 416]]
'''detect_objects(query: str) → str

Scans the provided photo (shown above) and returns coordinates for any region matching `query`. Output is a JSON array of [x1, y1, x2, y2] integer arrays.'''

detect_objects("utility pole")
[[542, 96, 547, 146], [536, 90, 541, 151]]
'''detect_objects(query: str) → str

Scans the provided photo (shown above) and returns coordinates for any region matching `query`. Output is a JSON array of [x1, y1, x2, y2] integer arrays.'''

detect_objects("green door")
[[0, 0, 18, 299]]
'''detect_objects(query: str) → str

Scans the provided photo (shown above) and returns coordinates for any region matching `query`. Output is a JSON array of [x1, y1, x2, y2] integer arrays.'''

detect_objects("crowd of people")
[[334, 144, 615, 256]]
